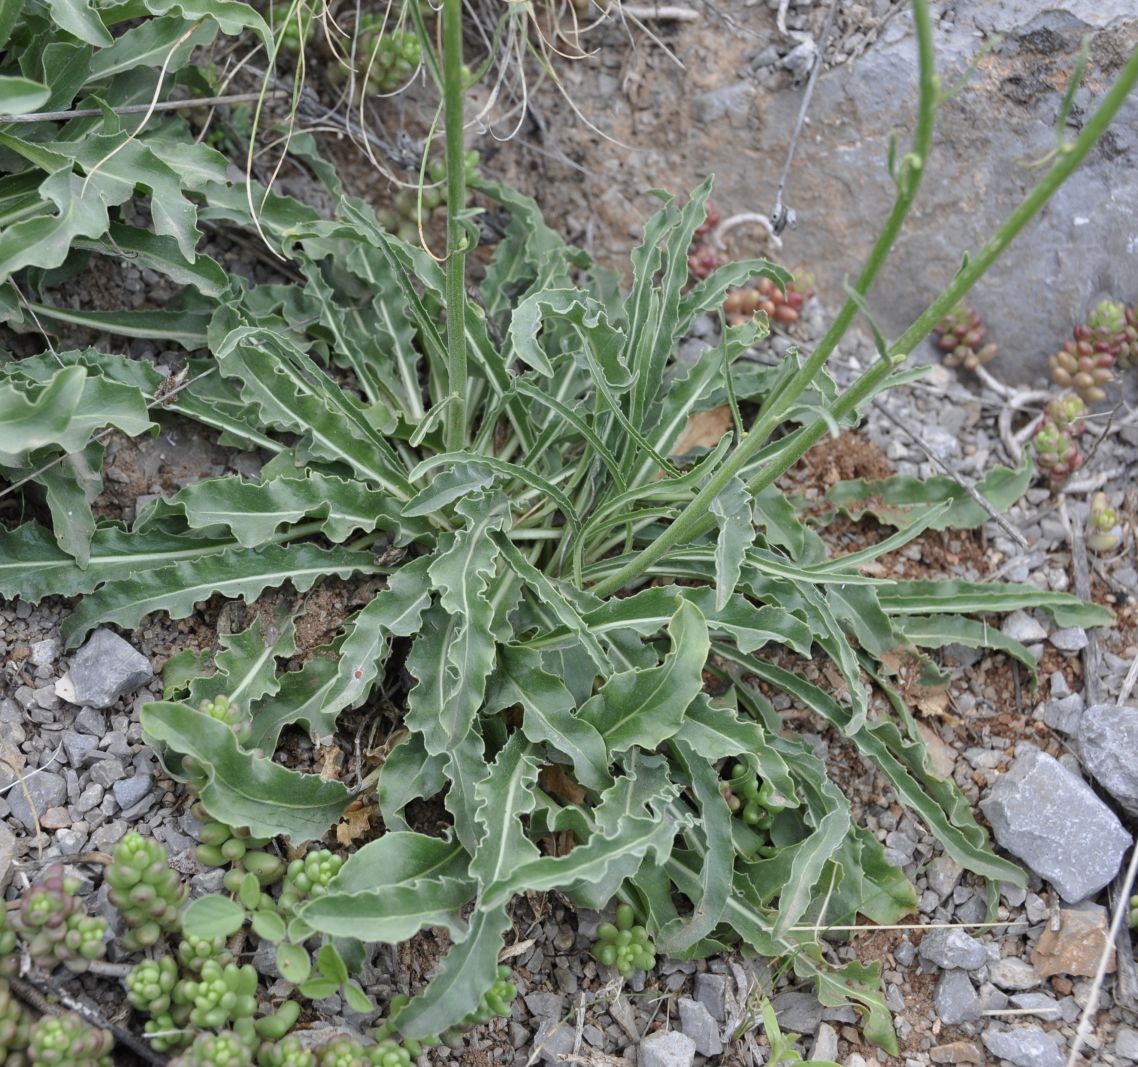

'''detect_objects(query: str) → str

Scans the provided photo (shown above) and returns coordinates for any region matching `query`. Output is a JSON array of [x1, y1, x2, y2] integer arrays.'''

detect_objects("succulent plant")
[[195, 809, 273, 870], [314, 1036, 368, 1067], [0, 980, 29, 1065], [270, 1, 315, 56], [142, 1010, 193, 1054], [106, 831, 186, 948], [257, 1034, 316, 1067], [253, 1001, 301, 1042], [197, 695, 252, 744], [26, 1011, 113, 1067], [126, 956, 180, 1016], [1087, 491, 1122, 554], [169, 1030, 253, 1067], [278, 850, 343, 914], [1045, 393, 1087, 435], [592, 903, 656, 977], [723, 275, 808, 327], [379, 151, 481, 242], [366, 1039, 412, 1067], [0, 907, 18, 977], [721, 762, 788, 834], [932, 300, 998, 372], [1048, 299, 1135, 404], [177, 932, 235, 975], [1032, 418, 1083, 483], [14, 866, 107, 973], [175, 959, 258, 1030], [456, 965, 516, 1028], [1130, 894, 1138, 929]]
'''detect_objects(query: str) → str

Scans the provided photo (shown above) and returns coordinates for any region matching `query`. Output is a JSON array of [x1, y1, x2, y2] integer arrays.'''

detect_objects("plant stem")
[[592, 0, 938, 598], [442, 0, 468, 453], [744, 35, 1138, 501]]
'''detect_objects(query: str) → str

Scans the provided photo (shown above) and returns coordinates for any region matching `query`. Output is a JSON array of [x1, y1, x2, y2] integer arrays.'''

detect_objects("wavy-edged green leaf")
[[141, 701, 350, 841], [391, 904, 512, 1040], [376, 733, 447, 833], [60, 542, 377, 647], [154, 471, 401, 547], [23, 439, 104, 566], [188, 605, 297, 708], [328, 833, 469, 895], [0, 76, 50, 115], [86, 14, 215, 80], [485, 645, 611, 793], [77, 223, 228, 296], [821, 455, 1032, 530], [657, 740, 733, 954], [248, 556, 432, 749], [0, 521, 237, 602], [877, 579, 1114, 628], [711, 476, 754, 611], [899, 614, 1037, 683], [407, 496, 507, 753], [297, 877, 471, 943], [579, 600, 709, 752], [45, 0, 112, 45], [0, 363, 152, 465], [214, 326, 413, 500], [469, 733, 541, 896]]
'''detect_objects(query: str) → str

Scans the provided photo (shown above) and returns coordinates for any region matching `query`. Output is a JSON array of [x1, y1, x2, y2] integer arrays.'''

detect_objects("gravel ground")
[[3, 285, 1138, 1066]]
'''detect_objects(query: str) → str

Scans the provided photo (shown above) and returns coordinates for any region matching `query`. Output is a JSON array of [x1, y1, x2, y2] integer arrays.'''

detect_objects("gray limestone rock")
[[56, 629, 152, 709], [988, 957, 1041, 992], [982, 1026, 1065, 1067], [1078, 704, 1138, 817], [811, 1022, 839, 1064], [918, 928, 988, 971], [8, 770, 67, 832], [639, 1030, 696, 1067], [693, 972, 727, 1023], [770, 990, 823, 1034], [678, 997, 722, 1057], [0, 822, 16, 891], [925, 855, 964, 900], [935, 970, 980, 1025], [1048, 627, 1088, 653], [1039, 693, 1084, 735], [1001, 612, 1048, 644], [1116, 1027, 1138, 1062], [981, 748, 1131, 902]]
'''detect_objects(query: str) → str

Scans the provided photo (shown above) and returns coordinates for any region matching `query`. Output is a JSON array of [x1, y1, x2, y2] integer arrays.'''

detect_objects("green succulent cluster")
[[278, 850, 343, 914], [107, 832, 187, 949], [256, 1034, 316, 1067], [1032, 419, 1083, 484], [1128, 895, 1137, 930], [13, 866, 107, 974], [0, 980, 29, 1064], [1087, 492, 1122, 554], [592, 904, 656, 978], [933, 300, 998, 372], [0, 908, 17, 977], [126, 956, 180, 1015], [1049, 298, 1138, 404], [177, 960, 259, 1030], [356, 26, 421, 93], [722, 763, 788, 830], [198, 695, 252, 744], [197, 821, 282, 888], [26, 1011, 113, 1067], [379, 151, 481, 243], [314, 1036, 366, 1067], [178, 932, 236, 975], [169, 1029, 252, 1067], [271, 1, 315, 55], [455, 965, 515, 1029]]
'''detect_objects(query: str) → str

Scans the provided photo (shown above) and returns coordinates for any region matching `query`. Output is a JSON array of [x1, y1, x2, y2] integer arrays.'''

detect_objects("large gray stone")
[[677, 997, 722, 1057], [980, 748, 1131, 902], [7, 770, 67, 832], [56, 629, 152, 709], [1078, 704, 1138, 817], [935, 969, 981, 1025], [919, 928, 988, 971], [982, 1026, 1065, 1067], [639, 1030, 696, 1067], [693, 972, 727, 1022], [770, 990, 823, 1034], [757, 3, 1138, 385]]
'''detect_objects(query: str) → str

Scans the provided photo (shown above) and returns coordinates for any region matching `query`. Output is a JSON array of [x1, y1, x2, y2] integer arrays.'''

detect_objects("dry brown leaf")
[[671, 405, 732, 457], [317, 744, 343, 782], [336, 800, 373, 847], [539, 763, 586, 805]]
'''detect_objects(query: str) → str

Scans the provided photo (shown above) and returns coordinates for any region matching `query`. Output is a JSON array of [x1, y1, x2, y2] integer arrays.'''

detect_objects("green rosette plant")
[[0, 0, 1134, 1055], [175, 960, 259, 1030], [26, 1012, 113, 1067], [0, 980, 29, 1065], [257, 1035, 317, 1067], [126, 957, 181, 1016], [592, 905, 656, 978], [14, 866, 107, 974], [178, 933, 235, 975], [169, 1030, 253, 1067]]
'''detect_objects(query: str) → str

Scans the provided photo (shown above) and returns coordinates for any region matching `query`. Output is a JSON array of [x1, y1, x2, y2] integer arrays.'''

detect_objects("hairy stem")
[[442, 0, 468, 453], [592, 0, 938, 598]]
